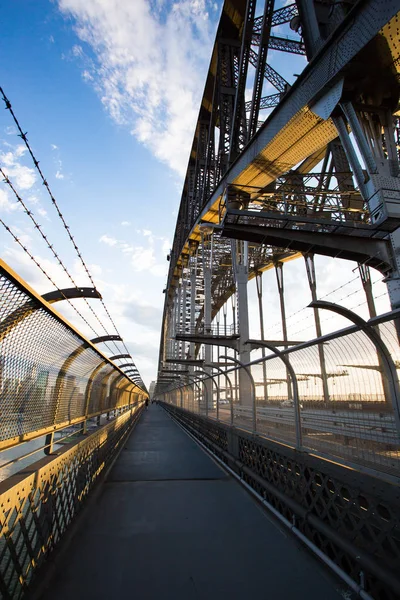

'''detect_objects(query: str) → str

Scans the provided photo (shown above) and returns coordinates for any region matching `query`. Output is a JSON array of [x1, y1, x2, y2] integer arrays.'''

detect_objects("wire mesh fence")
[[0, 261, 146, 451], [161, 311, 400, 477]]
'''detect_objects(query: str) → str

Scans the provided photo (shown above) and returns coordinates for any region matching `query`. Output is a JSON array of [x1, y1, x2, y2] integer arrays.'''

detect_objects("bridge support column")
[[304, 254, 330, 403], [176, 284, 182, 359], [201, 228, 214, 413], [359, 264, 392, 405], [189, 249, 197, 409], [232, 240, 251, 406], [275, 262, 293, 401], [255, 272, 268, 402], [181, 279, 187, 360], [189, 245, 197, 362]]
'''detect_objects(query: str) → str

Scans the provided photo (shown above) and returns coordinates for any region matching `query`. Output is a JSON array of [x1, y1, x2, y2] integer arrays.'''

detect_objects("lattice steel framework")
[[158, 0, 400, 385]]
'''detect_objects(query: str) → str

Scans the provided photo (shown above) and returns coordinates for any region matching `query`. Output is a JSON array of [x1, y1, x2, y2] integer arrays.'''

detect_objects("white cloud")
[[82, 69, 93, 81], [98, 229, 167, 278], [131, 246, 156, 272], [0, 188, 21, 213], [51, 144, 58, 150], [121, 220, 131, 226], [55, 170, 64, 179], [37, 207, 49, 218], [0, 145, 36, 190], [56, 0, 219, 176], [99, 234, 118, 246], [161, 238, 171, 254]]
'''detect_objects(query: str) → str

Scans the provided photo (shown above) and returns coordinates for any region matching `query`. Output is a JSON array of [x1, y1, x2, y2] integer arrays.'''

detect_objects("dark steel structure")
[[156, 2, 400, 598]]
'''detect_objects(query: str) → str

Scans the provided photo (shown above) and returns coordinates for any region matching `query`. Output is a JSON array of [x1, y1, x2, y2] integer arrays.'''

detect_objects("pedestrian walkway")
[[41, 406, 345, 599]]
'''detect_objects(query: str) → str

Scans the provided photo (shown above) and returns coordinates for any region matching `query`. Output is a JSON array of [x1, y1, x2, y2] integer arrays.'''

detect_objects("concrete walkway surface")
[[41, 405, 346, 600]]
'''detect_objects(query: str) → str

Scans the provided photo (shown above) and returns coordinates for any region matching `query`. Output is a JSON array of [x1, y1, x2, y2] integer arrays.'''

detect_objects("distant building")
[[149, 381, 156, 398]]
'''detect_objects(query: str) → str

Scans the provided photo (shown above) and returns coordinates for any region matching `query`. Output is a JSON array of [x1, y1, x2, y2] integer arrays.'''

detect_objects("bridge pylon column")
[[304, 254, 330, 403], [274, 261, 293, 402], [188, 244, 198, 407], [255, 272, 268, 402], [200, 227, 214, 413], [232, 239, 251, 406]]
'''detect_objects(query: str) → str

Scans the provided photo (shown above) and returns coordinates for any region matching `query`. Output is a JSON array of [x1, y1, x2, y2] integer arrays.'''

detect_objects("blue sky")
[[0, 0, 225, 385], [0, 0, 391, 386]]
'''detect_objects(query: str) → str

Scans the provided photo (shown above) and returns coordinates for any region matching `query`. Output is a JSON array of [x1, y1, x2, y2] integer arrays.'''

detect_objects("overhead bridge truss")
[[157, 1, 400, 595]]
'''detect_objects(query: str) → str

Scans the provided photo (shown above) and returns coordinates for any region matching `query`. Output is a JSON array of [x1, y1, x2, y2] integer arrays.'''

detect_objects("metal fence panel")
[[0, 263, 145, 451], [160, 313, 400, 477]]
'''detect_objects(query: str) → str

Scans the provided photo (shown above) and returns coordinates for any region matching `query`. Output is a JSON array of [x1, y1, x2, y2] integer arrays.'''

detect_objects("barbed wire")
[[0, 167, 121, 352], [0, 218, 99, 337], [0, 86, 143, 383]]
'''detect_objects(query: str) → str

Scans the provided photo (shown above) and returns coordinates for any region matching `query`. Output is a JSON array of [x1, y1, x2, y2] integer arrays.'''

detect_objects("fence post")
[[220, 355, 256, 434]]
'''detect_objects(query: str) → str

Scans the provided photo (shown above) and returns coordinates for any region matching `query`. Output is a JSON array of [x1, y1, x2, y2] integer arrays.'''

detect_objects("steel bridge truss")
[[157, 1, 400, 594], [159, 0, 400, 386]]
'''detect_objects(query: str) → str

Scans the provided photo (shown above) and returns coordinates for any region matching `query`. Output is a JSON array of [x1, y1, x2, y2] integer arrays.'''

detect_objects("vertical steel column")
[[232, 239, 252, 406], [176, 283, 182, 359], [216, 311, 221, 414], [304, 254, 330, 403], [201, 228, 213, 414], [359, 264, 377, 319], [181, 279, 187, 360], [197, 369, 220, 421], [275, 262, 293, 401], [189, 245, 197, 364], [230, 295, 238, 403], [175, 285, 181, 360], [255, 271, 268, 402], [170, 291, 177, 364], [359, 264, 392, 404], [295, 0, 323, 58], [206, 362, 234, 426], [221, 354, 256, 433]]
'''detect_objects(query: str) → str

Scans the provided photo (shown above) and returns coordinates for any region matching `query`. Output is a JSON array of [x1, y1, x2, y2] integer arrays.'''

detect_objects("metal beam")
[[221, 223, 393, 274], [90, 335, 123, 344], [42, 287, 101, 304], [246, 339, 304, 349], [175, 333, 238, 350], [165, 358, 205, 366], [109, 354, 131, 361]]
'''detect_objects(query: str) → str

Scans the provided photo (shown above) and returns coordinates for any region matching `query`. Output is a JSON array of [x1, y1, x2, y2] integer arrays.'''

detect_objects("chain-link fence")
[[0, 260, 146, 451], [161, 310, 400, 477]]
